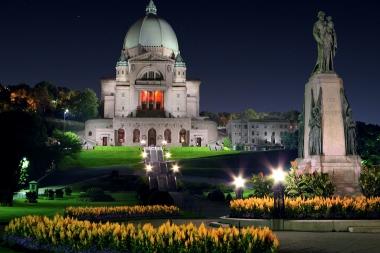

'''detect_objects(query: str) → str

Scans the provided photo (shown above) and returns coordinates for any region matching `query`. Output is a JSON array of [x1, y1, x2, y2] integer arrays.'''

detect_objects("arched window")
[[133, 129, 140, 143], [88, 131, 92, 136], [118, 129, 125, 143], [179, 129, 186, 143], [164, 129, 171, 143], [141, 70, 162, 80]]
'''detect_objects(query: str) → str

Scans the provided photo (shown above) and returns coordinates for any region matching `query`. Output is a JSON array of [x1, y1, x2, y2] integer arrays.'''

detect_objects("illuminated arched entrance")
[[133, 129, 140, 143], [118, 129, 125, 143], [148, 128, 156, 146], [179, 129, 186, 143], [164, 129, 171, 143]]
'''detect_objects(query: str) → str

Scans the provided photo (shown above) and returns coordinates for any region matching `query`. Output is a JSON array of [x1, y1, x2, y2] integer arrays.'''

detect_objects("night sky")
[[1, 0, 379, 125]]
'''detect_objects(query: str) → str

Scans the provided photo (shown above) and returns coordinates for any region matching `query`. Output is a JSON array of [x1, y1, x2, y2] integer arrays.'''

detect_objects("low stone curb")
[[216, 216, 380, 232]]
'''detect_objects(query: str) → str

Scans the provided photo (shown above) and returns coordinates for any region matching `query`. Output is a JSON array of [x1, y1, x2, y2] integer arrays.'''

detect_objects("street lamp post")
[[162, 140, 167, 151], [234, 176, 245, 199], [63, 109, 68, 133], [272, 168, 286, 218]]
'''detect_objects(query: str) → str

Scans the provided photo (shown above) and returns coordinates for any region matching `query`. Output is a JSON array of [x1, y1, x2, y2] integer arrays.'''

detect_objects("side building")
[[226, 117, 298, 150]]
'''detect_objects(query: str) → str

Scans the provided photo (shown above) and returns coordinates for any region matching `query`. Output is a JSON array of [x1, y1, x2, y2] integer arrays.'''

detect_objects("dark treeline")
[[0, 81, 98, 122]]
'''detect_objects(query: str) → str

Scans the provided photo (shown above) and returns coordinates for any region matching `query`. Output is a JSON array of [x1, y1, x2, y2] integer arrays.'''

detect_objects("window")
[[88, 131, 92, 136], [245, 133, 247, 136], [117, 71, 119, 75], [256, 132, 259, 136], [235, 125, 237, 128], [256, 125, 259, 128], [122, 106, 124, 110], [272, 125, 274, 128], [122, 71, 124, 74], [183, 72, 185, 75], [239, 133, 241, 136], [177, 107, 180, 111], [177, 94, 180, 98], [122, 114, 124, 118], [178, 71, 180, 75], [280, 125, 283, 128], [244, 125, 247, 129], [118, 129, 125, 143], [285, 125, 288, 128], [252, 139, 255, 143], [252, 131, 254, 135], [122, 93, 125, 97], [264, 125, 267, 128], [264, 132, 267, 136], [290, 125, 293, 129]]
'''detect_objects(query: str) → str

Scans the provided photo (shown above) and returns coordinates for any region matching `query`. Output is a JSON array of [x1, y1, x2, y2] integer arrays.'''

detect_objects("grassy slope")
[[172, 149, 298, 180]]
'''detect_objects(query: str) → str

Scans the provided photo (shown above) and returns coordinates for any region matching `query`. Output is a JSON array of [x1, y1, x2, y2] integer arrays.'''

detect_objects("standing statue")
[[308, 88, 322, 155], [298, 113, 304, 158], [345, 109, 357, 155], [298, 95, 305, 158], [312, 11, 338, 75], [340, 88, 357, 155]]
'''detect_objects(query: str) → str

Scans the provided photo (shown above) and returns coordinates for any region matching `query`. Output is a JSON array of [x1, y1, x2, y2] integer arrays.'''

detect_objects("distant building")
[[226, 117, 298, 150], [84, 1, 218, 148]]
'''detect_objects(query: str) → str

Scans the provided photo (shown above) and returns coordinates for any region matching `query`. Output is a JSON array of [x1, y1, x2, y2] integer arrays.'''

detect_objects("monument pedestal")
[[296, 155, 362, 197], [299, 73, 363, 198]]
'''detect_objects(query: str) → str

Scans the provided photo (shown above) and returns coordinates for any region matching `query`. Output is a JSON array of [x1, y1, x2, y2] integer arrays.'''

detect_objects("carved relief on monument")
[[308, 88, 322, 156]]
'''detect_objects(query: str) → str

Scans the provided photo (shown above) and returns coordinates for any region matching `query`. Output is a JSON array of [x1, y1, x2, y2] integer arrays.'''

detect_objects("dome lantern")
[[146, 0, 157, 15]]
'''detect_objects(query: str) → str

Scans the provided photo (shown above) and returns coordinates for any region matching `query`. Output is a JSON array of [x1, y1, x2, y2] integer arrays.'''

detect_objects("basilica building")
[[84, 1, 218, 148]]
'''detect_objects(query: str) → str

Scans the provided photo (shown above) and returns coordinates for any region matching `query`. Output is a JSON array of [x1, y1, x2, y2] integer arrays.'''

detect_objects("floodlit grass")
[[203, 189, 255, 199], [60, 149, 143, 169], [0, 192, 139, 223]]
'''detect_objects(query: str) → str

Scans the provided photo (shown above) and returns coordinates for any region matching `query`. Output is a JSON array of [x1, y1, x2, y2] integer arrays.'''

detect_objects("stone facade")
[[84, 1, 218, 147], [226, 118, 298, 149]]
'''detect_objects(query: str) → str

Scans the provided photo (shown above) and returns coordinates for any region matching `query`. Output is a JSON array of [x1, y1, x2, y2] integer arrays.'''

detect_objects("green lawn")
[[0, 192, 139, 223]]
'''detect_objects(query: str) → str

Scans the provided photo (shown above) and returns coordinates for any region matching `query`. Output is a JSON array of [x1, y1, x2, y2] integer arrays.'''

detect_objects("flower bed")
[[64, 205, 181, 221], [230, 196, 380, 219], [4, 215, 279, 253]]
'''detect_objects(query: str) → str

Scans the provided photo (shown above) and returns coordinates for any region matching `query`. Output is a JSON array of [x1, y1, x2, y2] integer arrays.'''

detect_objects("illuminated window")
[[290, 125, 293, 129]]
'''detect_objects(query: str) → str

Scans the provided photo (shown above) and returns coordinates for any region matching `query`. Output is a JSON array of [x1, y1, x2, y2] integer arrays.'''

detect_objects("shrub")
[[139, 188, 158, 205], [25, 191, 38, 203], [44, 189, 54, 200], [77, 187, 115, 202], [0, 189, 13, 206], [360, 165, 380, 197], [209, 189, 225, 202], [225, 193, 233, 203], [148, 191, 174, 206], [285, 161, 335, 199], [251, 172, 274, 197], [64, 187, 72, 196], [55, 189, 64, 198]]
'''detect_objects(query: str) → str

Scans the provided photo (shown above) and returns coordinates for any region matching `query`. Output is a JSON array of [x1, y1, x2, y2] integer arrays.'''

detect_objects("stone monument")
[[296, 11, 362, 197]]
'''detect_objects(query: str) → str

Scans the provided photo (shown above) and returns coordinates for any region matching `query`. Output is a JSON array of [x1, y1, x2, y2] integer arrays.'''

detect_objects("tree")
[[356, 122, 380, 166], [0, 111, 48, 191], [68, 88, 99, 121], [200, 110, 220, 126], [50, 129, 83, 169], [241, 108, 259, 120], [223, 137, 233, 149], [281, 132, 298, 149]]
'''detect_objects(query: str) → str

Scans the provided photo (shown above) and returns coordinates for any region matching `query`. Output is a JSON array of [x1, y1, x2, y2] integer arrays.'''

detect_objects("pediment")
[[129, 52, 174, 63]]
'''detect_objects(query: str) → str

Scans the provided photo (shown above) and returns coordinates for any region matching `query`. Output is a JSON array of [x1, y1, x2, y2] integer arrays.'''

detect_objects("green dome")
[[123, 2, 179, 51]]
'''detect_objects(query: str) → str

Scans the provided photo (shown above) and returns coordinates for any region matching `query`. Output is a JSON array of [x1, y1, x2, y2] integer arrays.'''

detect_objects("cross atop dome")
[[146, 0, 157, 15]]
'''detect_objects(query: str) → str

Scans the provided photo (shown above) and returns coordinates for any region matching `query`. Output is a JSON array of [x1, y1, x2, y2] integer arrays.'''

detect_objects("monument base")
[[296, 155, 362, 198]]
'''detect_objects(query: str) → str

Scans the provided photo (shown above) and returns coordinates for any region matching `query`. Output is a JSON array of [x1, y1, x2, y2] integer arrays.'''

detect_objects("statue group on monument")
[[312, 11, 337, 75]]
